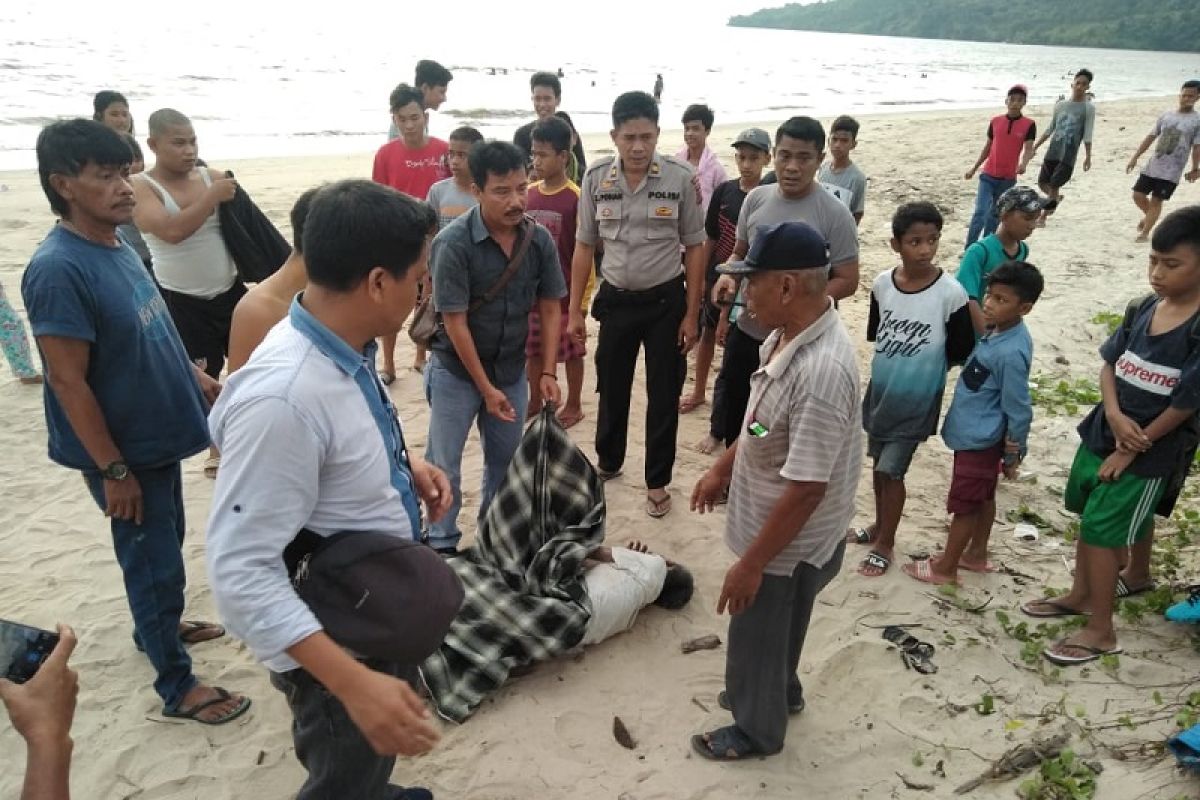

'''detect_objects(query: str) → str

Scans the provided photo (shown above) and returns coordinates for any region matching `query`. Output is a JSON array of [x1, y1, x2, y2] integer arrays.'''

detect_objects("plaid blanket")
[[421, 405, 605, 722]]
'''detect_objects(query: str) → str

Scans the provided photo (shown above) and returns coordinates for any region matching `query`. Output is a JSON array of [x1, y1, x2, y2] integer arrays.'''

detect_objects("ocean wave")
[[446, 107, 531, 120]]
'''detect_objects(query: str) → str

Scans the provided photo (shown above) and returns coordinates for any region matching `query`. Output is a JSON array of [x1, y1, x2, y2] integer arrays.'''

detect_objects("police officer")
[[568, 90, 706, 519]]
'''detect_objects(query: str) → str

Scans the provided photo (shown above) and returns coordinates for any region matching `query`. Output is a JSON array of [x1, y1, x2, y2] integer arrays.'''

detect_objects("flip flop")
[[163, 687, 251, 725], [679, 396, 707, 414], [1021, 599, 1090, 618], [597, 467, 623, 482], [1115, 577, 1156, 598], [846, 526, 875, 545], [717, 690, 805, 715], [179, 620, 226, 646], [646, 493, 672, 519], [902, 559, 959, 586], [1042, 640, 1123, 667], [858, 550, 891, 577], [882, 626, 938, 674], [690, 725, 763, 761]]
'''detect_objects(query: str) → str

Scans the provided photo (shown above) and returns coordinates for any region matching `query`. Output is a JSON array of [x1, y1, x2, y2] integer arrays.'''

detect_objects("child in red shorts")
[[904, 260, 1043, 585]]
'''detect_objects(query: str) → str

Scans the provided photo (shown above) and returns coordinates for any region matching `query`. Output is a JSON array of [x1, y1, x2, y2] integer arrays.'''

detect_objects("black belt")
[[601, 274, 684, 304]]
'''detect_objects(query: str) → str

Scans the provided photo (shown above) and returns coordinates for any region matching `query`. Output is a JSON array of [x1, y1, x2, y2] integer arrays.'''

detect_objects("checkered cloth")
[[525, 309, 587, 361], [420, 405, 605, 722]]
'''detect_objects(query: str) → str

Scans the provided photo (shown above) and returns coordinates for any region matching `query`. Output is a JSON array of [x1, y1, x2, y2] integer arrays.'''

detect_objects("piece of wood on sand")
[[953, 731, 1070, 794]]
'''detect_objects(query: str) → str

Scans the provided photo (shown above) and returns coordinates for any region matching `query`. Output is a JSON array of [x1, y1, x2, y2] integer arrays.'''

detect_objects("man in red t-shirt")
[[963, 85, 1037, 247], [373, 83, 449, 383]]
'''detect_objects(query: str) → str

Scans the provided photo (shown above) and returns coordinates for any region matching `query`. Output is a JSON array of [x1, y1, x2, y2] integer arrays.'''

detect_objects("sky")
[[6, 0, 795, 33]]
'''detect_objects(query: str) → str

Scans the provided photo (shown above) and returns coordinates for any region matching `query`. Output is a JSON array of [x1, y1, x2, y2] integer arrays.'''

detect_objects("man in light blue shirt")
[[207, 180, 450, 800]]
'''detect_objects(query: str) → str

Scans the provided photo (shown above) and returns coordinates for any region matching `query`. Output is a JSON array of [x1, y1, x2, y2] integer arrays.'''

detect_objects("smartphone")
[[0, 619, 59, 684]]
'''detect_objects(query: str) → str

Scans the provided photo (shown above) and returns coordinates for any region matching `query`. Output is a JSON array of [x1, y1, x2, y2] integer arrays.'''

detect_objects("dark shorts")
[[946, 442, 1004, 515], [160, 281, 246, 378], [1132, 174, 1178, 201], [1038, 159, 1074, 189]]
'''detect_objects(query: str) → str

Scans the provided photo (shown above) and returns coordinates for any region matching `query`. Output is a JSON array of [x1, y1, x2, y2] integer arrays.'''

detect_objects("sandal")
[[1115, 577, 1155, 598], [597, 467, 623, 482], [846, 526, 875, 545], [882, 626, 937, 674], [858, 550, 891, 577], [690, 725, 763, 761], [180, 620, 226, 646], [902, 558, 959, 586], [646, 493, 672, 519], [1021, 599, 1090, 618], [163, 687, 251, 725], [1042, 638, 1122, 667]]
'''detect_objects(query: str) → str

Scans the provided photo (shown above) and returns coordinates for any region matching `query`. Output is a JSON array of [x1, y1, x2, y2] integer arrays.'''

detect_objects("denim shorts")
[[867, 436, 920, 480]]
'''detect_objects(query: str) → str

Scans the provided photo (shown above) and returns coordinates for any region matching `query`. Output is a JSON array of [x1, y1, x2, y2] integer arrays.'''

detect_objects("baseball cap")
[[718, 222, 829, 276], [1008, 84, 1029, 97], [996, 185, 1048, 215], [731, 128, 771, 153]]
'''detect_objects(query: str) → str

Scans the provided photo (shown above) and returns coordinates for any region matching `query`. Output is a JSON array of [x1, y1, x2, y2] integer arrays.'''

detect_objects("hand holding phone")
[[0, 619, 59, 684], [0, 623, 78, 750]]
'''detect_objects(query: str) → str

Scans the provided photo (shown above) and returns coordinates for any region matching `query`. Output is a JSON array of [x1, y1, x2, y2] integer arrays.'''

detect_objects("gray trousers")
[[724, 540, 846, 753], [270, 662, 417, 800]]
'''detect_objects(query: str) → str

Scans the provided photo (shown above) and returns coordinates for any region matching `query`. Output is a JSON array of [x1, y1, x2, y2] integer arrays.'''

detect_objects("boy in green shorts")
[[1022, 205, 1200, 665], [956, 185, 1044, 335]]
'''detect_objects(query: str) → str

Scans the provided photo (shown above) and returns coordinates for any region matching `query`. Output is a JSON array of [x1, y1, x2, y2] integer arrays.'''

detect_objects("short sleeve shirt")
[[725, 304, 863, 576], [955, 235, 1029, 303], [1078, 299, 1200, 478], [576, 153, 706, 291], [429, 207, 567, 387], [427, 178, 478, 230], [1143, 110, 1200, 183], [817, 161, 867, 215], [733, 184, 860, 339], [21, 225, 210, 470], [371, 138, 449, 199]]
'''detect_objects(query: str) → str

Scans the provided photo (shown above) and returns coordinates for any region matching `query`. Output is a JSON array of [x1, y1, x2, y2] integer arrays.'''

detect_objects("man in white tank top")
[[133, 109, 241, 476]]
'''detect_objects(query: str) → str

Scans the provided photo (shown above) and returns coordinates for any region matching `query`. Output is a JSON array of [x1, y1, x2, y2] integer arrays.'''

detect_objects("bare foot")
[[1137, 218, 1146, 232], [694, 435, 721, 455], [1135, 232, 1149, 243], [411, 358, 427, 373], [902, 558, 959, 586], [558, 406, 584, 429], [679, 394, 707, 414], [958, 557, 996, 573]]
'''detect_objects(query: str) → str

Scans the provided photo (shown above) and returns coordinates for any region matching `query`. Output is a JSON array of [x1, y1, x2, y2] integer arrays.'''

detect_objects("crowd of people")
[[3, 57, 1200, 798]]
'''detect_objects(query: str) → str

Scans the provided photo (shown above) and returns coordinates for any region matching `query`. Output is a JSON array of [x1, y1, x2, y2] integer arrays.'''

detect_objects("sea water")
[[3, 0, 1199, 170]]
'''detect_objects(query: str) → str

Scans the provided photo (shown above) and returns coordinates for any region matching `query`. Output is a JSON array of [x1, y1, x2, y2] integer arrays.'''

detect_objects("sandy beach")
[[3, 96, 1200, 799]]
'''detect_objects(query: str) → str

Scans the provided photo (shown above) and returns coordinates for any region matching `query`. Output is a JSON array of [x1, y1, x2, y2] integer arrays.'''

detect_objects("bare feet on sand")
[[694, 434, 721, 455]]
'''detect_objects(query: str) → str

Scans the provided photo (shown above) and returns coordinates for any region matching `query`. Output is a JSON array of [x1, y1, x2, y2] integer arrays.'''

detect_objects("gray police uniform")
[[577, 152, 705, 490]]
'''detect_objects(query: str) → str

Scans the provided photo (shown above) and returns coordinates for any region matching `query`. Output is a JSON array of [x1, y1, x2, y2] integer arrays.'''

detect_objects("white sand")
[[2, 96, 1199, 799]]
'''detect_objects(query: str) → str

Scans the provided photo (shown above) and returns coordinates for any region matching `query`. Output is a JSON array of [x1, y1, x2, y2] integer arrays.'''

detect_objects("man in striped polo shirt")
[[689, 221, 862, 760]]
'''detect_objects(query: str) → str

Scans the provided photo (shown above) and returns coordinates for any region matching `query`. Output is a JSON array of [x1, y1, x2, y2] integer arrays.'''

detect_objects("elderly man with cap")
[[690, 221, 862, 761], [963, 84, 1038, 247]]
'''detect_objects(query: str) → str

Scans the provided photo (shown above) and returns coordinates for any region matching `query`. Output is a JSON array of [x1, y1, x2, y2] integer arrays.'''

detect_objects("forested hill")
[[729, 0, 1200, 53]]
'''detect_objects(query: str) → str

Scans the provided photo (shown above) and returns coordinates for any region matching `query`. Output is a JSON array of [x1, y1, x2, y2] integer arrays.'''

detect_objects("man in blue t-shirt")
[[21, 120, 249, 725]]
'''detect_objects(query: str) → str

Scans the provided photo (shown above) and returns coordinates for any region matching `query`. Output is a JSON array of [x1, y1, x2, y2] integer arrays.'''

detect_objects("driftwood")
[[953, 731, 1070, 794]]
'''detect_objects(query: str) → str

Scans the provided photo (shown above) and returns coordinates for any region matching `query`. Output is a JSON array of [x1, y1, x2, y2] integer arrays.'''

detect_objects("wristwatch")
[[101, 460, 130, 481]]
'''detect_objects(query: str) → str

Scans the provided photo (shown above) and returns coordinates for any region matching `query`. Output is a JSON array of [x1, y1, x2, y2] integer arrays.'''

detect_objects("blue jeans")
[[423, 356, 528, 550], [83, 462, 196, 710], [965, 174, 1016, 247]]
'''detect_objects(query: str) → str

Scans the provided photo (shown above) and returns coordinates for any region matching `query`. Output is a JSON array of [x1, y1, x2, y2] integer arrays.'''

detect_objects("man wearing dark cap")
[[690, 221, 862, 761], [964, 84, 1037, 246]]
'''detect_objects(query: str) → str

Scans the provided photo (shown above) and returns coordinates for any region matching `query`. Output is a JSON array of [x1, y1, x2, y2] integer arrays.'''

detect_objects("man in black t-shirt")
[[683, 129, 772, 456], [513, 72, 586, 179]]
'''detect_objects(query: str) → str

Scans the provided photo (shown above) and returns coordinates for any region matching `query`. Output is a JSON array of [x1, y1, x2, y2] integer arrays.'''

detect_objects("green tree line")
[[729, 0, 1199, 53]]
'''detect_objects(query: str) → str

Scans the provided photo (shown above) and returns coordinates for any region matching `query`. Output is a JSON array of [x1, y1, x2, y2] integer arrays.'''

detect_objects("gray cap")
[[731, 128, 771, 153]]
